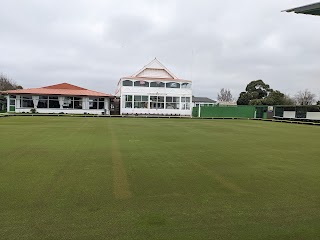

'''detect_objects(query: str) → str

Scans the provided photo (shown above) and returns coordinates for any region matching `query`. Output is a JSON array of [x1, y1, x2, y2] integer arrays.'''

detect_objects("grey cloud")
[[0, 0, 319, 100]]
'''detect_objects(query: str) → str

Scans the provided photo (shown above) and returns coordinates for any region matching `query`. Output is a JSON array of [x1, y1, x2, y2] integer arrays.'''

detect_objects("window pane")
[[150, 82, 165, 87], [142, 96, 148, 101], [49, 96, 58, 100], [39, 95, 48, 100], [74, 101, 83, 109], [134, 81, 149, 87], [89, 101, 97, 109], [166, 82, 180, 88], [158, 97, 164, 102], [125, 102, 132, 108], [134, 102, 148, 108], [10, 99, 15, 105], [181, 97, 186, 102], [63, 97, 73, 108], [186, 97, 190, 102], [98, 101, 104, 109], [173, 97, 179, 102], [123, 80, 133, 86], [166, 103, 179, 109], [99, 98, 104, 102], [134, 95, 142, 101], [74, 97, 82, 101], [49, 100, 60, 108], [125, 95, 132, 101], [23, 96, 32, 100], [150, 96, 157, 102], [181, 83, 191, 88], [166, 97, 172, 102], [38, 100, 48, 108], [21, 100, 33, 108]]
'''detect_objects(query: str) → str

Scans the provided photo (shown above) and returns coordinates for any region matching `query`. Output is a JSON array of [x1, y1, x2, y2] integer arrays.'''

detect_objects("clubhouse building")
[[115, 58, 193, 116], [3, 83, 113, 115]]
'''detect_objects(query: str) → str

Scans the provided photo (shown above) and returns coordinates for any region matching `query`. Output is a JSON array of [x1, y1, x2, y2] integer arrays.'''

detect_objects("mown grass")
[[0, 117, 320, 240]]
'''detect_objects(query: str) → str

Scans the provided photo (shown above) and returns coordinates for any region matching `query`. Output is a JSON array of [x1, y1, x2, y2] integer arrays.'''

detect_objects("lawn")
[[0, 117, 320, 240]]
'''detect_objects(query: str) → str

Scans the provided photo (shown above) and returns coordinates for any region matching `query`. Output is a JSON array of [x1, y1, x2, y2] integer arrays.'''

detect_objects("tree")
[[237, 80, 295, 106], [217, 88, 233, 102], [282, 94, 295, 105], [237, 80, 273, 105], [317, 100, 320, 105], [294, 89, 316, 105], [237, 92, 250, 105], [0, 74, 23, 91]]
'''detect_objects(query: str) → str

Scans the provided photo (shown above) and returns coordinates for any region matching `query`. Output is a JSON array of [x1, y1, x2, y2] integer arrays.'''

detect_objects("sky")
[[0, 0, 319, 100]]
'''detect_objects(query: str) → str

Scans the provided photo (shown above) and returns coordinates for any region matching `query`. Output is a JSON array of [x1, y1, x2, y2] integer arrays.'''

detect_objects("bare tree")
[[0, 74, 23, 91], [294, 89, 316, 105], [218, 88, 233, 102]]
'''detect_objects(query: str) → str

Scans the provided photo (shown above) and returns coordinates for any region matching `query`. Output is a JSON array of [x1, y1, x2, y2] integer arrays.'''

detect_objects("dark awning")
[[283, 2, 320, 16]]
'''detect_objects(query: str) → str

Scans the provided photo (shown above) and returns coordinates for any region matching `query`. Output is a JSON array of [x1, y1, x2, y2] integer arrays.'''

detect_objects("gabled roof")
[[43, 83, 87, 90], [283, 2, 320, 16], [192, 97, 217, 103], [132, 58, 178, 79], [3, 83, 112, 97]]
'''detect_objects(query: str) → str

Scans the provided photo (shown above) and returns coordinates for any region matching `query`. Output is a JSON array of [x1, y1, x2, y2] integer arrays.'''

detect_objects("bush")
[[30, 108, 37, 114]]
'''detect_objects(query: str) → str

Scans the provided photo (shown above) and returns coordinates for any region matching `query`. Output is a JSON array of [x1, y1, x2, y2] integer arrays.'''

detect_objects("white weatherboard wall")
[[283, 111, 296, 118], [120, 85, 192, 116], [15, 108, 110, 115], [306, 112, 320, 120], [11, 96, 110, 115]]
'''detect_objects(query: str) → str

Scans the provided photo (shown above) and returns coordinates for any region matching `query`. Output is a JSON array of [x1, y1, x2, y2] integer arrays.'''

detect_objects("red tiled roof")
[[3, 83, 112, 97]]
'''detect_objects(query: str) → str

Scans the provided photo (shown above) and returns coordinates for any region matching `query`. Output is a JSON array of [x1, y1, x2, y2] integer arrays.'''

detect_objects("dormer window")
[[134, 81, 149, 87], [122, 80, 133, 86], [181, 83, 191, 89], [150, 82, 165, 88], [166, 82, 180, 88]]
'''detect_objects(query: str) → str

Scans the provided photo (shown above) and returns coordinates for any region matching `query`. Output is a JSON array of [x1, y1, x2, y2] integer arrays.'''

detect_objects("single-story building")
[[192, 96, 217, 108], [283, 2, 320, 16], [2, 83, 113, 115]]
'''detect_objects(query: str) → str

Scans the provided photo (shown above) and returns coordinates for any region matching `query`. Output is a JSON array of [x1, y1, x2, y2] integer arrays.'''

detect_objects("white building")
[[192, 97, 217, 108], [3, 83, 113, 115], [116, 59, 192, 116]]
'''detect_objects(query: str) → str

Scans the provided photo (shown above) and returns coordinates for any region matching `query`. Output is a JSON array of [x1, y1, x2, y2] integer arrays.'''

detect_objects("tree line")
[[218, 80, 319, 106], [0, 74, 23, 91]]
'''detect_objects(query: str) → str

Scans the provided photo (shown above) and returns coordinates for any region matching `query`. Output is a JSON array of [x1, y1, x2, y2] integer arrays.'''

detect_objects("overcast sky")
[[0, 0, 319, 100]]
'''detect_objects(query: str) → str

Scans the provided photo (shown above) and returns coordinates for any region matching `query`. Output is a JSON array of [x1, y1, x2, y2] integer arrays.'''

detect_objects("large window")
[[150, 96, 165, 109], [21, 96, 33, 108], [181, 97, 191, 110], [166, 97, 180, 109], [89, 98, 104, 109], [134, 81, 149, 87], [49, 96, 60, 108], [166, 82, 180, 88], [38, 96, 48, 108], [124, 95, 133, 108], [122, 80, 133, 86], [134, 95, 148, 108], [62, 96, 83, 109], [150, 82, 165, 88]]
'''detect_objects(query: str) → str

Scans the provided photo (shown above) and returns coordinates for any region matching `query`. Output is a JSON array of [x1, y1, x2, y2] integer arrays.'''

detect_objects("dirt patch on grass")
[[192, 162, 246, 194], [110, 130, 132, 200]]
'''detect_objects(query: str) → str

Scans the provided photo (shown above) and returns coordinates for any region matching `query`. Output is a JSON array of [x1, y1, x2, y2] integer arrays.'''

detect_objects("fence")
[[192, 105, 260, 118]]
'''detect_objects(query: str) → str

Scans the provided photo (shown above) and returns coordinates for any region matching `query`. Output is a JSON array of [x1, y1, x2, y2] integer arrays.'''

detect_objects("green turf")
[[1, 117, 320, 240]]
